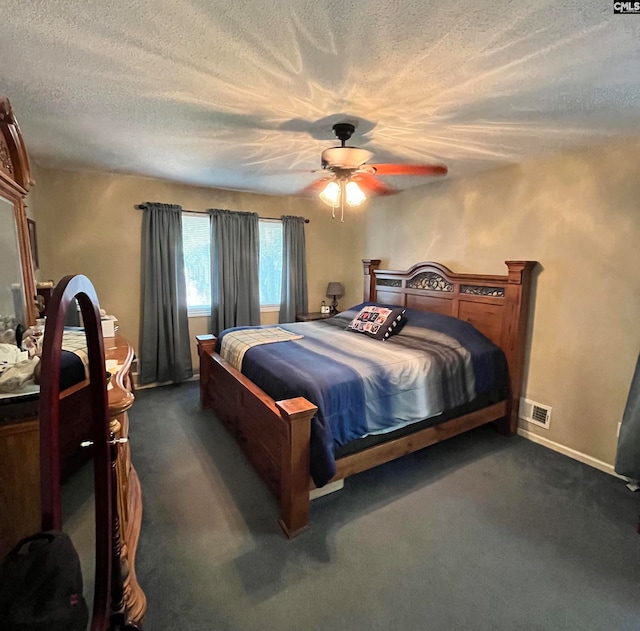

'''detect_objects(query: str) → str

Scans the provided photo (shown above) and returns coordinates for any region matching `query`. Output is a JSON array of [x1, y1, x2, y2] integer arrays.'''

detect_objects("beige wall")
[[29, 166, 365, 370], [365, 138, 640, 468], [32, 137, 639, 469]]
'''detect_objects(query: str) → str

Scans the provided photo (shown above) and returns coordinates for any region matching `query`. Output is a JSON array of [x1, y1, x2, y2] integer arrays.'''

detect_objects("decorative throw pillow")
[[347, 306, 406, 341]]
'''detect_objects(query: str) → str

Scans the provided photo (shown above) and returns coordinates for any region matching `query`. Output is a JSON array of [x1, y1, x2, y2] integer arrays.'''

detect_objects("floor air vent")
[[519, 398, 552, 429]]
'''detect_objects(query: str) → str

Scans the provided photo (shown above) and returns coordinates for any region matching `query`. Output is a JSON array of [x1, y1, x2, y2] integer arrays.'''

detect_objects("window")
[[182, 213, 211, 316], [182, 214, 283, 316], [258, 219, 283, 309]]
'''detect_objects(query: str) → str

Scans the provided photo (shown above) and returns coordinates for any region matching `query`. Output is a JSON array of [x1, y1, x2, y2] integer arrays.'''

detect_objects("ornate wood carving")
[[0, 97, 12, 123], [0, 95, 32, 191], [377, 278, 401, 287], [0, 137, 13, 174], [0, 94, 36, 326], [461, 285, 505, 297], [407, 272, 453, 292]]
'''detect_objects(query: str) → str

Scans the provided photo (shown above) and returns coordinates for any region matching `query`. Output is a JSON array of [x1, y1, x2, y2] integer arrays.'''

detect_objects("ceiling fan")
[[300, 122, 448, 221]]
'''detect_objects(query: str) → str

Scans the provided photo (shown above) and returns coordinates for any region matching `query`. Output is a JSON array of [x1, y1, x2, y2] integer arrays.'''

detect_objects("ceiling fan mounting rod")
[[332, 122, 355, 147]]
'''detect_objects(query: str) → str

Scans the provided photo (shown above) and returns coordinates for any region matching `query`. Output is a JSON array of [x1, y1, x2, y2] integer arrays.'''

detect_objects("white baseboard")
[[517, 427, 627, 481]]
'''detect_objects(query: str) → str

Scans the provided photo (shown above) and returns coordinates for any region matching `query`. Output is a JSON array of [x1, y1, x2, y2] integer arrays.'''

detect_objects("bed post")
[[362, 259, 381, 302], [497, 261, 537, 436], [276, 398, 318, 538], [196, 335, 216, 409]]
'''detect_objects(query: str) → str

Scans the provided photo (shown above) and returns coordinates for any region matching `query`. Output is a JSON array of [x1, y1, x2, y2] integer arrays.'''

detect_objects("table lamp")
[[326, 282, 344, 314]]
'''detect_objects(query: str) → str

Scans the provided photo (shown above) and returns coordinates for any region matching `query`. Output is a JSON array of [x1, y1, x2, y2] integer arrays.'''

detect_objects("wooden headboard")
[[362, 259, 537, 433]]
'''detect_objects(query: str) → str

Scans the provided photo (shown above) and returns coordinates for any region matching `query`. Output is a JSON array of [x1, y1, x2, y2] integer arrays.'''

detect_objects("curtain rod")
[[134, 204, 310, 223]]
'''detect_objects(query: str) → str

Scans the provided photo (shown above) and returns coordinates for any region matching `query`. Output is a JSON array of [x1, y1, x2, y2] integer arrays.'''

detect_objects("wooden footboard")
[[197, 335, 317, 537]]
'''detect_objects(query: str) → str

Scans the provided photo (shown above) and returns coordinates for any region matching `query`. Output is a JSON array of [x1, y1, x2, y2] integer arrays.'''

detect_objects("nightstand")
[[296, 312, 335, 322]]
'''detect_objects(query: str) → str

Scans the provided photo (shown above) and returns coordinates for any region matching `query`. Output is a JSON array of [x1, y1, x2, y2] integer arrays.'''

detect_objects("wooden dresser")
[[0, 335, 146, 625], [102, 335, 146, 625]]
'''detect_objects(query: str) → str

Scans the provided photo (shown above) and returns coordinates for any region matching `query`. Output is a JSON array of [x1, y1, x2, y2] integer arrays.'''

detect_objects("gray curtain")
[[279, 215, 308, 323], [615, 353, 640, 480], [139, 203, 193, 384], [208, 208, 260, 334]]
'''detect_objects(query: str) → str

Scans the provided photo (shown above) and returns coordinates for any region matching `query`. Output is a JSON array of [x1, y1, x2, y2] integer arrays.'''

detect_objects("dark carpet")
[[68, 381, 640, 630]]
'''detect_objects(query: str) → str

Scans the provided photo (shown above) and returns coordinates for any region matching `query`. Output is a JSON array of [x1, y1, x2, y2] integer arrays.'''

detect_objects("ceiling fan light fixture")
[[319, 179, 366, 209], [345, 180, 366, 207], [319, 180, 341, 207]]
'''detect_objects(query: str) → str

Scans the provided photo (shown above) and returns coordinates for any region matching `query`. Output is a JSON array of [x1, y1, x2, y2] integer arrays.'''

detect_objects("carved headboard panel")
[[362, 259, 537, 433]]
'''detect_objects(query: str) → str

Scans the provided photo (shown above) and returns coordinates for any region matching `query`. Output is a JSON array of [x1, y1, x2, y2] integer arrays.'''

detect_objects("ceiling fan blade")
[[352, 173, 397, 196], [368, 163, 448, 177]]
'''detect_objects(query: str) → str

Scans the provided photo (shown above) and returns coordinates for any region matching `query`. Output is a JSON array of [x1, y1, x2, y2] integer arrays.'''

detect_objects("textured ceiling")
[[2, 0, 640, 196]]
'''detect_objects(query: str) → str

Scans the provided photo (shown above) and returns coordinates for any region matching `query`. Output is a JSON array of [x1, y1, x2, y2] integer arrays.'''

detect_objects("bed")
[[197, 259, 536, 537]]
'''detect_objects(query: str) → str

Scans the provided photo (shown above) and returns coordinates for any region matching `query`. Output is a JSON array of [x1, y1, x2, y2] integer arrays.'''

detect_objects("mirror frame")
[[0, 95, 37, 326]]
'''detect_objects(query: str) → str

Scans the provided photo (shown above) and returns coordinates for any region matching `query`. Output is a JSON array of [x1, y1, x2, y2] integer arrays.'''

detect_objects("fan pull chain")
[[329, 181, 345, 222]]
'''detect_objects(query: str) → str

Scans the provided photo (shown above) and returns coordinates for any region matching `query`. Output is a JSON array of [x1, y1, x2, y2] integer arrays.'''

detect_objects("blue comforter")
[[216, 304, 507, 487]]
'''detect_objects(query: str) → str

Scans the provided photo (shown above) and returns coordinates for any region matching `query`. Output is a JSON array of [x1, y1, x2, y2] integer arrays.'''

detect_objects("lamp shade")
[[345, 181, 366, 207], [326, 282, 344, 298], [319, 181, 340, 207]]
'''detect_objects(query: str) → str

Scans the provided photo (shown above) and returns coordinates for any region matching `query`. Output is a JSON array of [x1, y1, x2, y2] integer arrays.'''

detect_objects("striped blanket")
[[220, 327, 303, 372]]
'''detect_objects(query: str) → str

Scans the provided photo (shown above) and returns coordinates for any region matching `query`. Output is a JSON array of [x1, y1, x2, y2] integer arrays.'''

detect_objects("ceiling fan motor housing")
[[321, 146, 374, 170]]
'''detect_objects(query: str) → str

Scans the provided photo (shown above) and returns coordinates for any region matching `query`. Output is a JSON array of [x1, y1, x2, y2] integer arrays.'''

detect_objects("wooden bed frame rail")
[[198, 259, 536, 537], [197, 339, 317, 536]]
